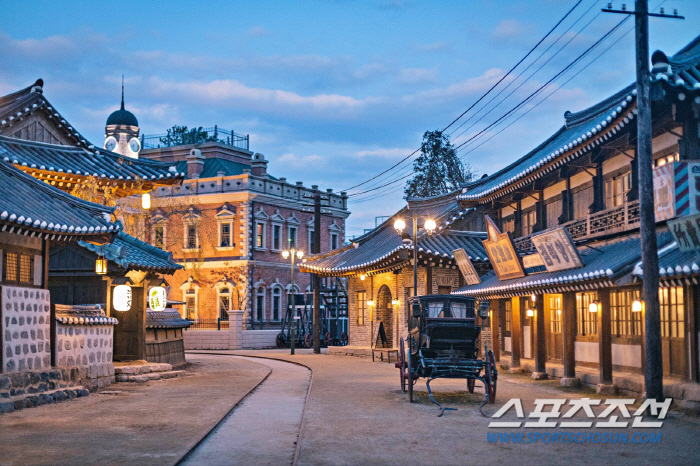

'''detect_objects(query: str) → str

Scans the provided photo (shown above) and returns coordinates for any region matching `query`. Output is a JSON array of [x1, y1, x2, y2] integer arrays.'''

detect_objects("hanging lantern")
[[142, 192, 151, 209], [113, 285, 132, 312], [530, 293, 537, 302], [589, 301, 600, 313], [360, 274, 366, 281], [632, 299, 643, 313], [526, 309, 534, 317], [95, 257, 107, 275], [148, 286, 167, 312]]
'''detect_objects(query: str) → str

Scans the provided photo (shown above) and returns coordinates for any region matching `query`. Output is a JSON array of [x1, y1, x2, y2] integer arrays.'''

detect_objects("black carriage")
[[395, 294, 497, 415]]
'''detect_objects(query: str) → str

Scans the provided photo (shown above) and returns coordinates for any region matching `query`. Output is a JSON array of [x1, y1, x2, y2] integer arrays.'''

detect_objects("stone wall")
[[183, 310, 278, 350], [1, 286, 51, 373]]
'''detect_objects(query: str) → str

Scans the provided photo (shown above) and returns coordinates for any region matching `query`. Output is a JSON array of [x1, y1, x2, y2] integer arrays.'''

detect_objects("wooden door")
[[660, 287, 687, 378], [546, 295, 563, 362]]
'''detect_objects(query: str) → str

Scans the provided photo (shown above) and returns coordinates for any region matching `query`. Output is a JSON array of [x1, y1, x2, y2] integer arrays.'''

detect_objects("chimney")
[[186, 148, 205, 179], [251, 153, 268, 177]]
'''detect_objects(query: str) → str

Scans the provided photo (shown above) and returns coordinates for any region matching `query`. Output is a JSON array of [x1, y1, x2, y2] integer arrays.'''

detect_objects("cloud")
[[492, 19, 532, 40], [354, 147, 415, 159], [245, 26, 272, 37], [416, 41, 450, 52], [397, 68, 437, 84]]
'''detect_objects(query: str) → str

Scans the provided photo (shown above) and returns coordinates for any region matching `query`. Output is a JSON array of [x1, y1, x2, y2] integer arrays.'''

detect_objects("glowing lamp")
[[526, 309, 534, 317], [424, 219, 436, 235], [632, 299, 643, 313], [113, 285, 132, 312], [95, 258, 107, 275], [296, 250, 303, 259], [589, 301, 600, 313], [282, 250, 290, 259], [142, 192, 151, 209], [360, 274, 366, 281], [531, 293, 537, 302], [367, 300, 375, 307], [392, 299, 400, 306], [394, 219, 406, 235], [149, 286, 167, 312]]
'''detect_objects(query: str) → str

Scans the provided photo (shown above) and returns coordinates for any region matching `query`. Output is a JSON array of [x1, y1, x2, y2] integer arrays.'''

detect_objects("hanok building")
[[453, 35, 700, 394], [136, 127, 351, 327], [300, 193, 489, 353]]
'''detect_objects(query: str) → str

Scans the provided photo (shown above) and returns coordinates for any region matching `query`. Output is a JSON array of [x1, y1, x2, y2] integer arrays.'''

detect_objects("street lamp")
[[282, 247, 304, 355], [393, 211, 436, 300]]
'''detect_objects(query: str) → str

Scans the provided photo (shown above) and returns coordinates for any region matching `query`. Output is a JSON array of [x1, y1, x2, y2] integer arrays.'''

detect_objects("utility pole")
[[304, 187, 330, 354], [602, 1, 683, 401]]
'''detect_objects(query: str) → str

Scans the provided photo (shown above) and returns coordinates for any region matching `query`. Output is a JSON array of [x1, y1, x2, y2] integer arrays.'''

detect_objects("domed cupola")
[[104, 77, 141, 159]]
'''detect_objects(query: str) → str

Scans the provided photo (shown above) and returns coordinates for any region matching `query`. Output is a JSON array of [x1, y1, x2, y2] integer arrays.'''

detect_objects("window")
[[185, 293, 197, 320], [256, 288, 265, 321], [549, 295, 562, 334], [330, 233, 338, 251], [308, 229, 315, 254], [573, 184, 594, 219], [3, 252, 33, 284], [185, 224, 198, 249], [288, 226, 297, 249], [576, 292, 598, 336], [660, 287, 684, 338], [218, 290, 231, 320], [611, 288, 642, 336], [256, 222, 266, 249], [154, 225, 165, 249], [219, 222, 233, 248], [273, 225, 281, 250], [357, 291, 367, 325], [605, 173, 631, 209], [272, 288, 281, 321], [522, 209, 536, 236], [545, 198, 563, 229], [505, 300, 512, 332], [502, 217, 515, 234]]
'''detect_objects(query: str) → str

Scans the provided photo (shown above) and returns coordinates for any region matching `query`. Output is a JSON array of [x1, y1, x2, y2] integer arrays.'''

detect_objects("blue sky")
[[2, 0, 699, 238]]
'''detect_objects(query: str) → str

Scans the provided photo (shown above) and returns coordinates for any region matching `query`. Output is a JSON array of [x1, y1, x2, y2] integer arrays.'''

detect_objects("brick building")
[[137, 131, 351, 326]]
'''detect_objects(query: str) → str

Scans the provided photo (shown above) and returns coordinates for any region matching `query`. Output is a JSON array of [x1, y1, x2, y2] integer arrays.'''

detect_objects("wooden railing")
[[513, 200, 641, 253]]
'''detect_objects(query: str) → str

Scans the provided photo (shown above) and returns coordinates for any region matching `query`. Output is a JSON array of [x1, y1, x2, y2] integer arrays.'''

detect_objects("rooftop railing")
[[141, 125, 249, 151]]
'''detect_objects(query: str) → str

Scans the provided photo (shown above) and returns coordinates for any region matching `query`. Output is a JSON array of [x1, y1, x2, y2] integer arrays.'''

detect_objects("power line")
[[341, 0, 584, 194]]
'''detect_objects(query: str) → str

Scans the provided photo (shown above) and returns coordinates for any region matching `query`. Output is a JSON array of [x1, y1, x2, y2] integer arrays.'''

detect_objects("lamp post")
[[393, 211, 436, 299], [282, 248, 304, 355]]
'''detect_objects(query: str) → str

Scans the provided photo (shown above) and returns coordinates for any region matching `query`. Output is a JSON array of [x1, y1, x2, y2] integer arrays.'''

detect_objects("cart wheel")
[[276, 333, 286, 348], [486, 349, 497, 403], [407, 341, 414, 403], [324, 332, 333, 347], [304, 332, 313, 348], [467, 378, 475, 394], [396, 337, 406, 392], [339, 332, 348, 346]]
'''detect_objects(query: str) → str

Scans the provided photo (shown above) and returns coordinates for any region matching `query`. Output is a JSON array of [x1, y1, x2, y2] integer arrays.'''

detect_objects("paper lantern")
[[113, 285, 132, 312], [632, 300, 643, 313], [526, 309, 534, 317], [95, 258, 107, 275], [589, 301, 600, 313], [149, 286, 167, 312], [142, 193, 151, 209]]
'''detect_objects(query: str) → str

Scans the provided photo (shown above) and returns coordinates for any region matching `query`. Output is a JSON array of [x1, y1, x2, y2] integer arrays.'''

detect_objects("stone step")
[[115, 370, 186, 384], [0, 386, 89, 414], [114, 362, 172, 376]]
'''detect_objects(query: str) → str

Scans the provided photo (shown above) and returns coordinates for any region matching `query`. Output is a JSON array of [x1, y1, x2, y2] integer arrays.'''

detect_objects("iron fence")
[[141, 125, 249, 151], [185, 318, 230, 331]]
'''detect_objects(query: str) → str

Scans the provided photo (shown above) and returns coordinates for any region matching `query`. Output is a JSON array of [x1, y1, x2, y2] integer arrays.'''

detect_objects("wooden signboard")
[[482, 215, 525, 280], [653, 164, 675, 221], [373, 321, 389, 348], [530, 228, 583, 272], [669, 212, 700, 252], [522, 253, 545, 269], [452, 248, 481, 285]]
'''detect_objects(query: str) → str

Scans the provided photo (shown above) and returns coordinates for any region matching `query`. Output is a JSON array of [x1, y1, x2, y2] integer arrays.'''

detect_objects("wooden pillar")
[[559, 171, 573, 224], [534, 190, 546, 233], [590, 158, 606, 213], [514, 201, 523, 238], [426, 266, 433, 295], [491, 299, 500, 362], [598, 288, 613, 386], [562, 292, 577, 379], [690, 284, 700, 382], [534, 294, 546, 376], [511, 297, 521, 368]]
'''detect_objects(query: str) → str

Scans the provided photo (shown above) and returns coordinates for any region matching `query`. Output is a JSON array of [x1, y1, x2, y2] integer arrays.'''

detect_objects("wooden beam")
[[534, 294, 547, 375], [598, 288, 613, 385], [562, 292, 577, 379]]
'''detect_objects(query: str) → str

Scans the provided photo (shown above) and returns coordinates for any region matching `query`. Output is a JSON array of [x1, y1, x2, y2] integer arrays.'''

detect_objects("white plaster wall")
[[575, 341, 600, 363], [612, 343, 642, 368], [504, 336, 512, 353]]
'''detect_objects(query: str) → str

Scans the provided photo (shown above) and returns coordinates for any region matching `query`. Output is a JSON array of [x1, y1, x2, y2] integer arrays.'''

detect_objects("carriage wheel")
[[276, 333, 286, 348], [467, 378, 475, 394], [339, 332, 348, 346], [304, 332, 313, 348], [324, 332, 333, 347], [396, 337, 406, 392], [486, 350, 498, 403], [407, 341, 414, 403]]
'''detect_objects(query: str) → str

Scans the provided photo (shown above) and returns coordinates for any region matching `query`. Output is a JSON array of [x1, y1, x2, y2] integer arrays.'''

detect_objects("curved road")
[[180, 357, 311, 466]]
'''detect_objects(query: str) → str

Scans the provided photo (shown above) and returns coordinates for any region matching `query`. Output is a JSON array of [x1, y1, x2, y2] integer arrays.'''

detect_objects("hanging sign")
[[113, 285, 132, 312], [522, 253, 545, 269], [148, 286, 167, 312], [452, 248, 481, 285], [531, 228, 582, 272], [482, 216, 525, 281], [653, 164, 675, 221], [668, 212, 700, 252], [674, 162, 700, 217]]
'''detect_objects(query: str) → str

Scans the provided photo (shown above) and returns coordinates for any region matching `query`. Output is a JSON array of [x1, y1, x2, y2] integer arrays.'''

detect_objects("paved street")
[[2, 351, 700, 466]]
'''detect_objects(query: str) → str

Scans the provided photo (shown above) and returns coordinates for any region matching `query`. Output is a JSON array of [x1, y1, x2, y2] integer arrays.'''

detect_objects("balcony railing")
[[184, 318, 230, 331], [513, 200, 641, 253], [141, 126, 249, 151]]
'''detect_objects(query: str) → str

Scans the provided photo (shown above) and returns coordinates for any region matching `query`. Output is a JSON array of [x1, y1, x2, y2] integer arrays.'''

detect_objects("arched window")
[[256, 287, 266, 322], [217, 286, 232, 320], [271, 287, 282, 321], [179, 277, 200, 320]]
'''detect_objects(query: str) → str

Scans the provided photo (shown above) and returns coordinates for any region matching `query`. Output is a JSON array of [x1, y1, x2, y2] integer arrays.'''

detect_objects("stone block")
[[138, 366, 151, 374], [508, 367, 525, 374], [596, 383, 617, 395], [663, 383, 685, 400], [0, 376, 11, 390], [65, 389, 77, 400], [41, 394, 55, 405], [129, 375, 149, 384], [115, 374, 129, 383], [683, 384, 700, 402], [0, 401, 14, 414], [114, 366, 137, 375], [560, 377, 581, 388], [51, 391, 67, 402], [146, 373, 162, 381], [531, 372, 548, 380], [76, 388, 89, 397]]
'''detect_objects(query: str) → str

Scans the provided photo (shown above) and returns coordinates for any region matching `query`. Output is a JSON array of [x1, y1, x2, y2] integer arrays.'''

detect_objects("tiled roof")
[[0, 161, 119, 240], [650, 34, 700, 91], [632, 241, 700, 283], [0, 79, 93, 149], [175, 157, 249, 178], [301, 194, 486, 275], [147, 310, 192, 329], [453, 229, 674, 298], [0, 135, 185, 182], [79, 231, 183, 274]]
